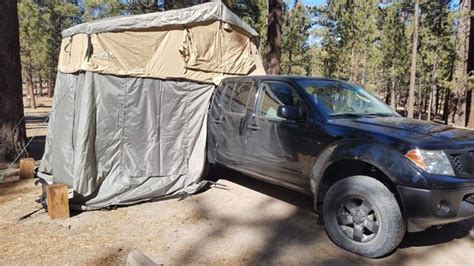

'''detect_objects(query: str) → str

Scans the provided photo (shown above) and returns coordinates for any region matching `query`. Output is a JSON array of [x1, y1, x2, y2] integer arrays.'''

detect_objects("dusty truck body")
[[207, 76, 474, 258]]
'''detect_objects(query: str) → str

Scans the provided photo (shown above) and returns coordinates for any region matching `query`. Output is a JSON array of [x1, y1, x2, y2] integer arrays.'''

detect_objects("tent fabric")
[[39, 72, 214, 209], [39, 2, 266, 209], [57, 2, 265, 84], [58, 21, 264, 83], [62, 1, 258, 38]]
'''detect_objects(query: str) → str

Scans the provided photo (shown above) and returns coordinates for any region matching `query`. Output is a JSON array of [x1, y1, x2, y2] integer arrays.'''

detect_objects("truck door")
[[243, 81, 311, 188], [208, 80, 256, 167]]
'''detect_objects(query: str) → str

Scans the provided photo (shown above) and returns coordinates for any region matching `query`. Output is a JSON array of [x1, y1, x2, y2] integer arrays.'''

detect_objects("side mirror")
[[277, 105, 303, 121]]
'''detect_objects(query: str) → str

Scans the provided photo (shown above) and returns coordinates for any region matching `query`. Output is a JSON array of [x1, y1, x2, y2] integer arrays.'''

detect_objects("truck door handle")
[[247, 124, 260, 131], [213, 119, 223, 124]]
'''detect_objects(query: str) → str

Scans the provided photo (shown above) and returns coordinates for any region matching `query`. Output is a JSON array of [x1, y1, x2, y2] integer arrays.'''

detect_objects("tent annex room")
[[38, 1, 265, 209]]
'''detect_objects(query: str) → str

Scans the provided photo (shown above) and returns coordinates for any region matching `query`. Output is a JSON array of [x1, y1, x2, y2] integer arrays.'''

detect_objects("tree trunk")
[[407, 0, 420, 119], [435, 86, 440, 116], [266, 0, 283, 75], [423, 91, 428, 117], [48, 81, 54, 98], [468, 89, 474, 127], [390, 65, 396, 109], [443, 90, 451, 124], [450, 0, 471, 126], [361, 50, 367, 86], [427, 53, 439, 121], [26, 70, 37, 109], [38, 74, 44, 97], [349, 43, 356, 82], [466, 0, 474, 128], [417, 89, 422, 120], [33, 76, 38, 95], [0, 0, 27, 162], [440, 89, 446, 117], [288, 49, 293, 74]]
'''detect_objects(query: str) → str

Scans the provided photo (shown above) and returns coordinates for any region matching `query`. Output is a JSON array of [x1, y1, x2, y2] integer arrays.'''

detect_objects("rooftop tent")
[[38, 1, 265, 209], [57, 1, 264, 82]]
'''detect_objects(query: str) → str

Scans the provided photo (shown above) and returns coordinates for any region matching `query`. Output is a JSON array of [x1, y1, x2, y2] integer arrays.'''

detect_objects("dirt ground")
[[1, 167, 474, 265], [1, 95, 473, 265]]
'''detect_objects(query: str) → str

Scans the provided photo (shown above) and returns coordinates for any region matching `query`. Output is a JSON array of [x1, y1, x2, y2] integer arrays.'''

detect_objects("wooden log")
[[46, 184, 70, 219], [19, 158, 35, 179]]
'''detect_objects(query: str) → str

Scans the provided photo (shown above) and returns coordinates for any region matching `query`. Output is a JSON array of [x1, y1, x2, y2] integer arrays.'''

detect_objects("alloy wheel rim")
[[336, 197, 379, 243]]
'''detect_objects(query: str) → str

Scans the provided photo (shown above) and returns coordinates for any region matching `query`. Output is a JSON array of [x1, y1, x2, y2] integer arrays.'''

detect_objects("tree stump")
[[19, 158, 35, 179], [46, 184, 70, 219]]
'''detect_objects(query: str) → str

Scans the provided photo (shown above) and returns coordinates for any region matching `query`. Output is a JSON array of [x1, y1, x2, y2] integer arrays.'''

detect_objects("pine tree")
[[280, 3, 312, 75], [267, 0, 283, 75], [18, 0, 49, 108], [42, 0, 78, 97], [316, 0, 380, 87], [379, 1, 410, 110], [467, 1, 474, 128], [0, 0, 27, 161], [449, 0, 472, 126], [83, 0, 125, 21], [407, 0, 420, 118], [417, 0, 454, 121]]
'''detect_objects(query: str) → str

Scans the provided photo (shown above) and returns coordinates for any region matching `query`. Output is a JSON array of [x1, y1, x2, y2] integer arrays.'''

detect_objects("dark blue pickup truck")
[[207, 76, 474, 258]]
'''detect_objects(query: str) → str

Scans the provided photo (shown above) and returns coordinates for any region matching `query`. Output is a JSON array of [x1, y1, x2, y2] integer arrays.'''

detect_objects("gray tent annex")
[[38, 2, 265, 209]]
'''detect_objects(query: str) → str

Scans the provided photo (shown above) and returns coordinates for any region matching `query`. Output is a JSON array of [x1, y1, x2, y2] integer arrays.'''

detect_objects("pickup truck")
[[207, 76, 474, 258]]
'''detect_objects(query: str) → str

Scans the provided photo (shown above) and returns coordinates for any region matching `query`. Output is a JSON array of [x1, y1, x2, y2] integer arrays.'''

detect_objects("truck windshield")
[[297, 80, 399, 118]]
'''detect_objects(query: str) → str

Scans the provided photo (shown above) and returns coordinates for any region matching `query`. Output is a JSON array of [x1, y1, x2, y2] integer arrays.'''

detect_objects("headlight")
[[405, 149, 455, 176]]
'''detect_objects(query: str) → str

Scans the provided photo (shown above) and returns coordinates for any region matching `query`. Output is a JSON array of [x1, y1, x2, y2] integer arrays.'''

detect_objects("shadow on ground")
[[27, 136, 45, 160], [208, 165, 314, 212], [183, 165, 474, 264], [399, 218, 474, 248], [174, 166, 362, 264]]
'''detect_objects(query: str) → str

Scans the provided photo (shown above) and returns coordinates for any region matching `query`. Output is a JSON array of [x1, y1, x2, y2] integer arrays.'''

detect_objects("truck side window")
[[221, 82, 236, 109], [257, 82, 303, 120], [227, 82, 253, 114]]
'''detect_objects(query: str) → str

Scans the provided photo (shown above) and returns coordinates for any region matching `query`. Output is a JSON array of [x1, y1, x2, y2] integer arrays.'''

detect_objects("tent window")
[[228, 82, 253, 114]]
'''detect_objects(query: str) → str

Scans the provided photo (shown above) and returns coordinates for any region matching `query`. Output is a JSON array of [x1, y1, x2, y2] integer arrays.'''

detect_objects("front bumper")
[[397, 185, 474, 232]]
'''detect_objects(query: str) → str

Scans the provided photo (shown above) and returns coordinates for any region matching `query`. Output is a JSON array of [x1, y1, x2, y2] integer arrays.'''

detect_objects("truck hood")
[[328, 117, 474, 149]]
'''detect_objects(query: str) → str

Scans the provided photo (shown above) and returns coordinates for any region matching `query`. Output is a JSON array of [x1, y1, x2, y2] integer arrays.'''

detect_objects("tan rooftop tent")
[[57, 1, 264, 83], [38, 2, 265, 209]]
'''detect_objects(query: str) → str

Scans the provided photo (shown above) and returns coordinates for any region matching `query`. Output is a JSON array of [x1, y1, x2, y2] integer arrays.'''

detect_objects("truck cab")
[[207, 76, 474, 258]]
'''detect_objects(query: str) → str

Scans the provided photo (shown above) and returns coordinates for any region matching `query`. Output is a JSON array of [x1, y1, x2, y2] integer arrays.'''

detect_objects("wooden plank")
[[46, 184, 70, 219], [19, 158, 35, 179], [127, 250, 157, 266]]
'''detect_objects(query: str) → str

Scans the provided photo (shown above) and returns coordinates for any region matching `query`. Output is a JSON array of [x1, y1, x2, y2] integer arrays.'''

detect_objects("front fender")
[[310, 139, 427, 198]]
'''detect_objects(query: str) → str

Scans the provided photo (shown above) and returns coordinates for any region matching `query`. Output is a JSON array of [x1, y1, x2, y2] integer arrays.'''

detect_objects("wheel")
[[322, 176, 405, 258]]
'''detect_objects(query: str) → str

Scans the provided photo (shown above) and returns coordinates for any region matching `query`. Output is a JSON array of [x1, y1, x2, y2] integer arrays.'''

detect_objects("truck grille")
[[448, 150, 474, 178]]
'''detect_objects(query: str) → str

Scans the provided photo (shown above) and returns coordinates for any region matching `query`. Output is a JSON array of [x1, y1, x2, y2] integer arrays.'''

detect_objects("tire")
[[322, 175, 405, 258]]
